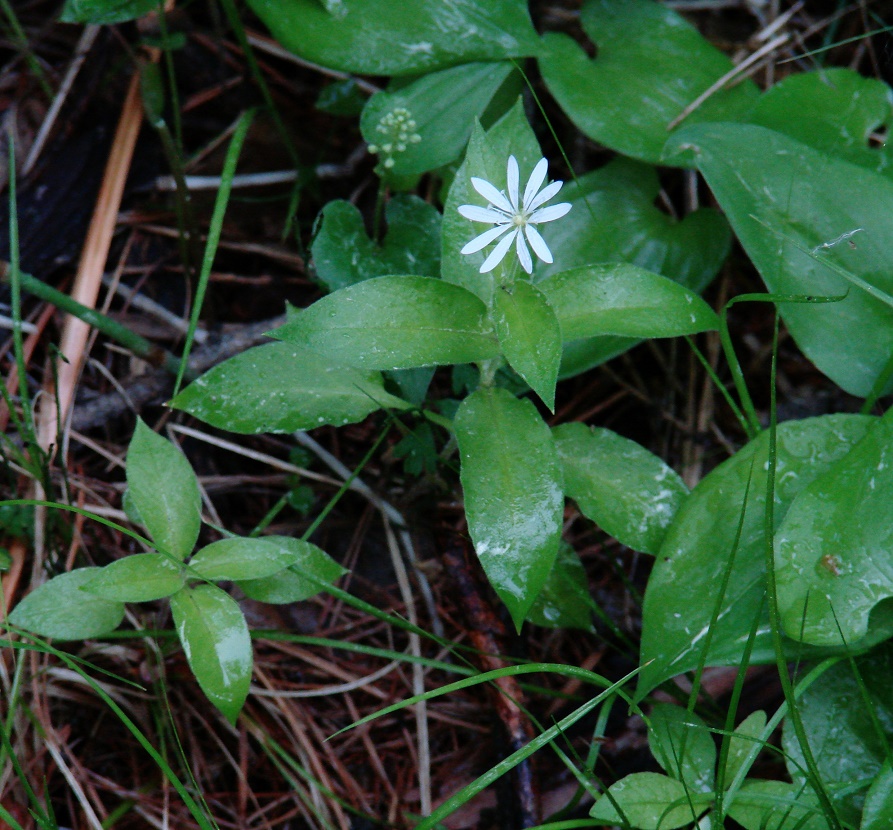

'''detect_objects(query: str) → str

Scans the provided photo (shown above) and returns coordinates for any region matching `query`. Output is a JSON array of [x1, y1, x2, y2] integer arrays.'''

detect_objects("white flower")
[[458, 155, 572, 275]]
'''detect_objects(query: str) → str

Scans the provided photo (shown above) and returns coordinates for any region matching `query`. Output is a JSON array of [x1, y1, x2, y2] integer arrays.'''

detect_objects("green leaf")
[[59, 0, 157, 24], [862, 761, 893, 830], [245, 0, 539, 76], [775, 413, 893, 645], [361, 62, 515, 177], [126, 418, 201, 560], [638, 414, 890, 696], [170, 584, 252, 725], [532, 157, 730, 377], [724, 710, 767, 784], [236, 537, 346, 604], [539, 0, 758, 166], [455, 387, 563, 629], [311, 196, 441, 293], [82, 554, 184, 602], [526, 542, 593, 631], [271, 275, 499, 370], [442, 100, 543, 306], [170, 342, 410, 433], [665, 122, 893, 397], [648, 704, 715, 794], [590, 772, 710, 829], [747, 68, 893, 178], [554, 423, 688, 555], [189, 537, 308, 582], [782, 642, 893, 826], [494, 282, 561, 411], [9, 569, 125, 640], [727, 780, 829, 830], [539, 263, 719, 341]]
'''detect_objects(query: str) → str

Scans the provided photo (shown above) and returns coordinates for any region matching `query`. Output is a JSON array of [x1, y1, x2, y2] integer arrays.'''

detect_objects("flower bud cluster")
[[367, 107, 421, 168]]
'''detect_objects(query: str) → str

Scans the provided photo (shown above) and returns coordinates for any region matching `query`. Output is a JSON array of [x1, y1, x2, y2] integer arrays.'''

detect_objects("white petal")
[[524, 224, 553, 263], [506, 156, 520, 211], [461, 223, 514, 254], [515, 232, 533, 274], [458, 204, 510, 224], [470, 177, 513, 213], [527, 179, 564, 212], [522, 158, 549, 210], [480, 230, 517, 273], [530, 202, 572, 224]]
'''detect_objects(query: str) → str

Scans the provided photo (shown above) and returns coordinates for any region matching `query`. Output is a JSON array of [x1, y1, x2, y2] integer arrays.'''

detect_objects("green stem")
[[1, 266, 192, 381]]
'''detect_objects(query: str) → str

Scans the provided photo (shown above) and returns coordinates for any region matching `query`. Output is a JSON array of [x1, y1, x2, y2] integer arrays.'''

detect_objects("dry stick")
[[441, 533, 541, 828]]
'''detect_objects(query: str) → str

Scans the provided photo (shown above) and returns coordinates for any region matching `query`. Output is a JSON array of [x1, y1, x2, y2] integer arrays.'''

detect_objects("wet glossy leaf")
[[638, 415, 889, 696], [189, 538, 307, 582], [526, 542, 593, 631], [540, 263, 719, 342], [442, 100, 543, 306], [311, 196, 441, 293], [665, 122, 893, 397], [171, 342, 411, 433], [236, 537, 346, 604], [361, 62, 515, 177], [648, 704, 715, 793], [748, 68, 893, 177], [776, 412, 893, 645], [60, 0, 156, 24], [862, 761, 893, 830], [724, 710, 767, 783], [727, 780, 828, 830], [539, 0, 758, 165], [82, 554, 184, 602], [590, 772, 710, 829], [9, 569, 124, 640], [494, 282, 561, 411], [245, 0, 539, 76], [535, 157, 731, 377], [455, 387, 563, 629], [782, 643, 893, 825], [127, 419, 201, 560], [171, 584, 252, 724], [272, 275, 499, 370], [554, 422, 688, 555]]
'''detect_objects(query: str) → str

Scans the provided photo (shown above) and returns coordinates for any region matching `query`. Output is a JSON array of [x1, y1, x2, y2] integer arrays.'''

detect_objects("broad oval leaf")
[[665, 122, 893, 397], [60, 0, 157, 24], [171, 584, 252, 725], [782, 643, 893, 826], [271, 276, 499, 370], [82, 554, 184, 602], [361, 62, 515, 177], [189, 537, 307, 582], [638, 414, 887, 696], [554, 423, 688, 555], [724, 710, 767, 784], [9, 569, 125, 641], [442, 100, 544, 306], [236, 537, 346, 604], [127, 419, 201, 560], [245, 0, 539, 76], [590, 772, 710, 829], [648, 704, 715, 794], [455, 387, 563, 630], [171, 342, 411, 433], [311, 196, 441, 293], [862, 761, 893, 830], [539, 0, 758, 165], [539, 263, 719, 340], [776, 413, 893, 645], [494, 282, 561, 412], [727, 780, 828, 830], [748, 68, 893, 177]]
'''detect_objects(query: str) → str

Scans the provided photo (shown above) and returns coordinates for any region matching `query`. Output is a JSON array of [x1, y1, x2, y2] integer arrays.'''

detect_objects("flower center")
[[512, 212, 527, 227]]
